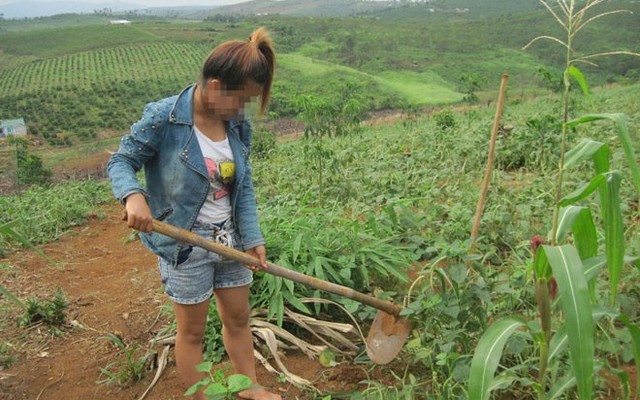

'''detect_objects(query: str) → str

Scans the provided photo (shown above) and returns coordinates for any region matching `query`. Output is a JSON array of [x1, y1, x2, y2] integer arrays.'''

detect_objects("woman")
[[107, 27, 281, 400]]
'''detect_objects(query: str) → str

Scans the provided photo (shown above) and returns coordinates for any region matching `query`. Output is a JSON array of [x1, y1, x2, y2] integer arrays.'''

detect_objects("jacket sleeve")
[[107, 102, 167, 204], [234, 122, 265, 251]]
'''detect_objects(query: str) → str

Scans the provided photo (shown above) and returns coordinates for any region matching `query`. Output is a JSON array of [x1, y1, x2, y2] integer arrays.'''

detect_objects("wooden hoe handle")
[[152, 219, 403, 316]]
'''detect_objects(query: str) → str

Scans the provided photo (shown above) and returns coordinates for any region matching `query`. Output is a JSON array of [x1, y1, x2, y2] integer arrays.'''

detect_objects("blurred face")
[[202, 79, 262, 119]]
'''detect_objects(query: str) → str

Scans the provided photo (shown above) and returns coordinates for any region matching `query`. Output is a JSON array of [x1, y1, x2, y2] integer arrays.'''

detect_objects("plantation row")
[[0, 42, 211, 96]]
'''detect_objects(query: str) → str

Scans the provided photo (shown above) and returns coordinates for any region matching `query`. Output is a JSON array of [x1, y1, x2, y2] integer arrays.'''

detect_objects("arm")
[[107, 102, 167, 231]]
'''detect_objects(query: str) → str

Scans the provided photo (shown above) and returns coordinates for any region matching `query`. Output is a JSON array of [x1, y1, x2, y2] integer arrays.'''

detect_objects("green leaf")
[[567, 65, 590, 95], [534, 247, 552, 280], [468, 316, 527, 400], [319, 349, 338, 367], [555, 206, 597, 260], [226, 374, 253, 393], [546, 375, 577, 400], [564, 139, 609, 169], [582, 256, 606, 281], [195, 362, 214, 373], [564, 139, 606, 170], [542, 245, 594, 400], [602, 171, 624, 305], [184, 378, 211, 396], [203, 382, 227, 397], [558, 174, 605, 207], [282, 290, 311, 315], [567, 113, 640, 195]]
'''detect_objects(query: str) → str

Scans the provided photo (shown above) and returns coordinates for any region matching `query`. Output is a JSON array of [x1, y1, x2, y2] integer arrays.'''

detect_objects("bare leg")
[[214, 285, 282, 400], [173, 300, 210, 400]]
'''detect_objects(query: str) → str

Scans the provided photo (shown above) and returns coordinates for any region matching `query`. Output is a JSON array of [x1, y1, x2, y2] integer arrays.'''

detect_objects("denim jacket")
[[107, 85, 265, 264]]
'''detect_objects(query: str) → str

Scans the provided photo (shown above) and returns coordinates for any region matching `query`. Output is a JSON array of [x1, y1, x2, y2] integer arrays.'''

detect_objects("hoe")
[[153, 220, 412, 364]]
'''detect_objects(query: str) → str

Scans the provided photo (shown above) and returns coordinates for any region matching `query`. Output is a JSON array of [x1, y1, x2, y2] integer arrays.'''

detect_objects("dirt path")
[[0, 204, 374, 400]]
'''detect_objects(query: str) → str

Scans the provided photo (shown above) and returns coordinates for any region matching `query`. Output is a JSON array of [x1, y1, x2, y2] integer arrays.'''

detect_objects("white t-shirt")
[[194, 126, 235, 224]]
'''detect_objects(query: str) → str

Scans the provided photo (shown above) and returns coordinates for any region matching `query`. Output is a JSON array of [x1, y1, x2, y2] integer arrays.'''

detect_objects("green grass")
[[374, 70, 463, 104]]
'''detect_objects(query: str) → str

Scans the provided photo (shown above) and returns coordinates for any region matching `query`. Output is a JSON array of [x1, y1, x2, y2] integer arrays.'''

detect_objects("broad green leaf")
[[558, 175, 605, 207], [567, 65, 590, 96], [203, 381, 227, 396], [0, 284, 25, 308], [184, 378, 211, 396], [195, 362, 214, 373], [542, 245, 593, 400], [226, 374, 253, 393], [603, 171, 624, 305], [567, 113, 640, 195], [468, 316, 527, 400], [555, 206, 597, 260], [564, 139, 606, 170]]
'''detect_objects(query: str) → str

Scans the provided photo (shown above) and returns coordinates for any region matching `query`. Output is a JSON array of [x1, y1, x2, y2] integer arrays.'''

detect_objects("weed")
[[97, 333, 148, 387], [19, 289, 67, 328]]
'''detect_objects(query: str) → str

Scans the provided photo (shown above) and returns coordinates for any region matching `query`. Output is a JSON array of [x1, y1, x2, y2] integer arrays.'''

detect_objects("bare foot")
[[238, 387, 282, 400]]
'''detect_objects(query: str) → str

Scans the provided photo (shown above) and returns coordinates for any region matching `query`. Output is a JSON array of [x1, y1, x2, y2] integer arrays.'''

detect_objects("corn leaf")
[[555, 206, 597, 260], [558, 174, 605, 207], [542, 245, 594, 400], [468, 316, 527, 400], [567, 66, 590, 96], [602, 171, 624, 305], [563, 139, 606, 170], [567, 113, 640, 195]]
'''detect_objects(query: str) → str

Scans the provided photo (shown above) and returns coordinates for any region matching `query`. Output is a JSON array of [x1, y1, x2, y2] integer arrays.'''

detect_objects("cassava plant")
[[468, 1, 640, 400]]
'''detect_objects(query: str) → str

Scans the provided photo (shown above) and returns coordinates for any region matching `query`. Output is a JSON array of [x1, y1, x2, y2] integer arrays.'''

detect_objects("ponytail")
[[201, 27, 276, 114]]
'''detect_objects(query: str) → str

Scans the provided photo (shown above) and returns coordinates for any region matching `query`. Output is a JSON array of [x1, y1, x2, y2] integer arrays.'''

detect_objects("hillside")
[[0, 1, 638, 145]]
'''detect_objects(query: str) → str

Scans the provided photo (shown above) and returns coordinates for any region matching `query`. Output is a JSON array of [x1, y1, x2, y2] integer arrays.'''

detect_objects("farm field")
[[1, 1, 640, 399]]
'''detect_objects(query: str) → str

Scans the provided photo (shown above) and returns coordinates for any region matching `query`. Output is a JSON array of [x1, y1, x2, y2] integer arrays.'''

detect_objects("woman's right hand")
[[122, 193, 154, 233]]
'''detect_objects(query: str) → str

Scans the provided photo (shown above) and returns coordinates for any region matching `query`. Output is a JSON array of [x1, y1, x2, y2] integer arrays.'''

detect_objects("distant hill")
[[203, 0, 547, 18], [205, 0, 393, 17], [0, 1, 144, 19]]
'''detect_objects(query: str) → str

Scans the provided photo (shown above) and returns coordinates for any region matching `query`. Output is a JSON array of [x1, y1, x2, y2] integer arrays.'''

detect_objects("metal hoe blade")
[[366, 310, 412, 364]]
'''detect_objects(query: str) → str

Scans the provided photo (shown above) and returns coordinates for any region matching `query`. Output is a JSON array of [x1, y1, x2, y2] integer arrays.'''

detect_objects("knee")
[[177, 323, 206, 345], [221, 307, 250, 332]]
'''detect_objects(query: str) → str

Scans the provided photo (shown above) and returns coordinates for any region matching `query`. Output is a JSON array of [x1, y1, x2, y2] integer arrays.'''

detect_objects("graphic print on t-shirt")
[[204, 157, 235, 201]]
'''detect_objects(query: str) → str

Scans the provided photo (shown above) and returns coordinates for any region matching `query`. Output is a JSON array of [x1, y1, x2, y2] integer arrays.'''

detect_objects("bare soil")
[[0, 203, 391, 400]]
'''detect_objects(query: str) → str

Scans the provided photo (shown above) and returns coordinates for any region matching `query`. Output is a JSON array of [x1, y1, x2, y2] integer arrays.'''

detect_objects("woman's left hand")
[[245, 245, 267, 271]]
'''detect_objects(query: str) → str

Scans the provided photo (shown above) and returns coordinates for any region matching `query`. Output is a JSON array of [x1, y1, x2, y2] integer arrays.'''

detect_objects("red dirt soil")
[[0, 204, 381, 400]]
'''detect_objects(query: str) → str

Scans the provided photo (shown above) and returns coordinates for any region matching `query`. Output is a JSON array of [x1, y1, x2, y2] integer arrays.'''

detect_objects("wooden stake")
[[470, 74, 509, 254]]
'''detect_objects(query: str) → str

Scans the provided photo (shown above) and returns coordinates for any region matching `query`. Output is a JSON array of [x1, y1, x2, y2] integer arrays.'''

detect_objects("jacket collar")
[[169, 84, 245, 131], [169, 85, 195, 126]]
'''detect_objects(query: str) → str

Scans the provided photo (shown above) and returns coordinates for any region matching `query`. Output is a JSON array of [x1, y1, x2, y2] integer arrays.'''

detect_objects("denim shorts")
[[157, 219, 253, 305]]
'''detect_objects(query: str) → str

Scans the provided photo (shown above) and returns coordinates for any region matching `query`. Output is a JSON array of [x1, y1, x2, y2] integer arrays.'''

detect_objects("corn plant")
[[468, 1, 640, 399]]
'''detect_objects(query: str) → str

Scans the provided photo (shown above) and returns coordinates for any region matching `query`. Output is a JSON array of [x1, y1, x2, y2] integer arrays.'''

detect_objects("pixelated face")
[[203, 79, 262, 119]]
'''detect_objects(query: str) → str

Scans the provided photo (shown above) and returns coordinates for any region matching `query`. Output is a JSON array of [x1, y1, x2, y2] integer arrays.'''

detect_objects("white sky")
[[0, 0, 248, 6]]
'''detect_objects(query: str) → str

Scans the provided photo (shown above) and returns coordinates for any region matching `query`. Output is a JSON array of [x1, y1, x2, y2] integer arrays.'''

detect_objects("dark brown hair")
[[201, 27, 275, 114]]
